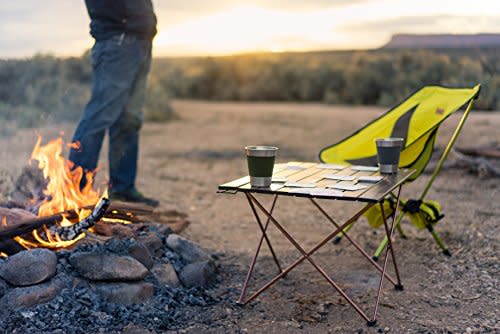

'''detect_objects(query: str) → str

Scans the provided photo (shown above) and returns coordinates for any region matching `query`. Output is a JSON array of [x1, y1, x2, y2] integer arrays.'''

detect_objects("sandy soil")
[[0, 100, 499, 333]]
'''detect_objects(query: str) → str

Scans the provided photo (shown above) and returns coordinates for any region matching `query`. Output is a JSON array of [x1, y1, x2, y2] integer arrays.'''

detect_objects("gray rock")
[[150, 223, 172, 238], [0, 275, 67, 308], [9, 165, 48, 209], [92, 282, 154, 305], [69, 252, 148, 281], [0, 278, 8, 298], [127, 242, 154, 269], [179, 260, 217, 288], [137, 232, 164, 257], [0, 249, 57, 286], [122, 323, 153, 334], [151, 262, 180, 288], [166, 234, 212, 264]]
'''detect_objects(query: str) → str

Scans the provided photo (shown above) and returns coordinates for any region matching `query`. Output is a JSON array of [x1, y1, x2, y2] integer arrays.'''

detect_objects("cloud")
[[154, 0, 370, 12], [240, 0, 372, 11], [154, 5, 344, 56], [0, 0, 90, 58], [339, 14, 500, 33], [329, 14, 500, 49], [1, 0, 499, 57], [1, 0, 368, 57], [154, 0, 372, 28]]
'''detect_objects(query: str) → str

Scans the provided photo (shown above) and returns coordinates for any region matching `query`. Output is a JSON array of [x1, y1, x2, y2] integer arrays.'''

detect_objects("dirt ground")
[[0, 100, 499, 333]]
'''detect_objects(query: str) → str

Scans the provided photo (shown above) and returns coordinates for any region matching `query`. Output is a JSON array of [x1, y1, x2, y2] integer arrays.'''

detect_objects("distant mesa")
[[383, 33, 500, 49]]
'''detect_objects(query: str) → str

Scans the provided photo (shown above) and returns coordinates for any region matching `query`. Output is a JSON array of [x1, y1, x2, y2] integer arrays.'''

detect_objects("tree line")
[[0, 48, 498, 132]]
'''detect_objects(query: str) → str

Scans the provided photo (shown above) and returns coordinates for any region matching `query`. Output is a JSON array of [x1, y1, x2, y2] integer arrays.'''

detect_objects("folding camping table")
[[218, 162, 415, 326]]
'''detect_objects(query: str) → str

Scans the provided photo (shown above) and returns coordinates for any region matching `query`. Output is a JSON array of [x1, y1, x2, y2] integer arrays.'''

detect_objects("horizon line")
[[3, 31, 500, 60]]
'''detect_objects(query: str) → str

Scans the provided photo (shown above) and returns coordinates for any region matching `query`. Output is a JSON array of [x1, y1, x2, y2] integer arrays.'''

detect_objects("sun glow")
[[2, 0, 500, 58], [154, 5, 341, 56], [152, 1, 500, 56]]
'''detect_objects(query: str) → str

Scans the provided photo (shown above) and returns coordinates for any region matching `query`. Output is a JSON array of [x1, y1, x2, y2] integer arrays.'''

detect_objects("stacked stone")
[[0, 233, 217, 308]]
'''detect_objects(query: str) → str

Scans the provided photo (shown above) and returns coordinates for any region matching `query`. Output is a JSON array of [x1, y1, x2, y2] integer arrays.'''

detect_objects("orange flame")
[[14, 136, 103, 250], [101, 217, 132, 225], [7, 137, 134, 254], [31, 136, 100, 217]]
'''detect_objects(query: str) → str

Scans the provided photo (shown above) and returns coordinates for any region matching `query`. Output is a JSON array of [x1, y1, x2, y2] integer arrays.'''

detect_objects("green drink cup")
[[245, 146, 279, 187]]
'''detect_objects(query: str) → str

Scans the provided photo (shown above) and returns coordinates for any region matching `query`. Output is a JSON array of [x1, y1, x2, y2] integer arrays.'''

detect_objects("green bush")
[[144, 83, 175, 122], [150, 48, 498, 110], [0, 51, 175, 127], [0, 48, 498, 130]]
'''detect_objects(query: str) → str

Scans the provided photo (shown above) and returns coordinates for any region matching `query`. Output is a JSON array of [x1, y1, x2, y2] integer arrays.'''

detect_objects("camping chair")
[[319, 84, 481, 259]]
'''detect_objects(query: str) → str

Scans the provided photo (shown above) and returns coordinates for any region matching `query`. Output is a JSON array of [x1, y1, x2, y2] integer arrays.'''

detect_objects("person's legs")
[[107, 39, 159, 207], [108, 39, 151, 193], [69, 35, 144, 186]]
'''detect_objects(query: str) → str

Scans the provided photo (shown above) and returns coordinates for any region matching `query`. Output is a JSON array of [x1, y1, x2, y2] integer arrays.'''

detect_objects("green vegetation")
[[153, 48, 498, 108], [0, 48, 498, 129], [0, 53, 91, 128]]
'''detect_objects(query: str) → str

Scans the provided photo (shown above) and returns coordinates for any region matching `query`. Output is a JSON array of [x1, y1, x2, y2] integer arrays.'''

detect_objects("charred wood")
[[0, 207, 37, 226], [0, 238, 26, 255], [0, 212, 72, 240], [8, 164, 48, 212], [48, 198, 110, 241], [0, 200, 153, 240]]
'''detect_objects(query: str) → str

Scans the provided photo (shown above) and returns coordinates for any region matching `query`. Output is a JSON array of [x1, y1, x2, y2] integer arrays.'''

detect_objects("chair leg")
[[396, 223, 407, 239], [372, 236, 386, 262], [426, 224, 451, 256], [332, 222, 354, 244]]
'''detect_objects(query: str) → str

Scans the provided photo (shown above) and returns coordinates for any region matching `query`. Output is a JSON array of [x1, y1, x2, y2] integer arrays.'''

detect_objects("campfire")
[[0, 136, 183, 255], [0, 137, 217, 333]]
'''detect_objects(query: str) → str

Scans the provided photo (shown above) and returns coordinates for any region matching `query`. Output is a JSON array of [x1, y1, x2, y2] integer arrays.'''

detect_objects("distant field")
[[1, 47, 498, 131]]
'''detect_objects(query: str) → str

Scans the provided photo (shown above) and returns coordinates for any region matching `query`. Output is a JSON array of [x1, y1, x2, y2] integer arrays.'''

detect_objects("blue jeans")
[[69, 34, 152, 193]]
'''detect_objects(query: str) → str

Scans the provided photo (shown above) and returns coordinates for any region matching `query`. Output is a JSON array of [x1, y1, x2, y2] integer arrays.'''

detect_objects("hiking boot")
[[109, 189, 160, 207]]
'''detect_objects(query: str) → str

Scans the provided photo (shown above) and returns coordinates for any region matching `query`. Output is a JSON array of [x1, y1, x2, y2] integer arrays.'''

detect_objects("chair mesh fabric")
[[320, 85, 480, 231], [319, 85, 481, 178]]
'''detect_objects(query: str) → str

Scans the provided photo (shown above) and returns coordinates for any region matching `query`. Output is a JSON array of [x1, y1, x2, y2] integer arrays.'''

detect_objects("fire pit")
[[0, 137, 218, 333]]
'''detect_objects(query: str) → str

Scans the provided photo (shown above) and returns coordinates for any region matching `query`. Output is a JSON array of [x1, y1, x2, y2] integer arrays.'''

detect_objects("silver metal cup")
[[245, 146, 279, 187], [375, 138, 404, 174]]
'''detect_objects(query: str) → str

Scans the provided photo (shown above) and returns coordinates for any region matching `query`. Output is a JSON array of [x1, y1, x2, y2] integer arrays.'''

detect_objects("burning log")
[[105, 201, 155, 215], [48, 198, 110, 241], [0, 199, 110, 253], [0, 238, 26, 255], [0, 137, 191, 257], [0, 199, 190, 256], [0, 201, 154, 240], [0, 137, 156, 242], [0, 212, 71, 240], [0, 207, 37, 231]]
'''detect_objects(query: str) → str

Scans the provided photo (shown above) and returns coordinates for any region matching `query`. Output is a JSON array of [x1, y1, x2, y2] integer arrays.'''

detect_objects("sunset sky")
[[1, 0, 499, 58]]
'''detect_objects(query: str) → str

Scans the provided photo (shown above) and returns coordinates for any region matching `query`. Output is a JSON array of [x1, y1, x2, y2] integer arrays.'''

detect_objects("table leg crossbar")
[[237, 186, 404, 326], [238, 194, 282, 302]]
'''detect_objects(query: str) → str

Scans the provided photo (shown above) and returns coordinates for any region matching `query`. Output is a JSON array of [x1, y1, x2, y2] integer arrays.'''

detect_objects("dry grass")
[[1, 100, 499, 333]]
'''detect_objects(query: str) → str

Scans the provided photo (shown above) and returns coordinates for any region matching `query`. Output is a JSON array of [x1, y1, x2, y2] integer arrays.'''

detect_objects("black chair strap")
[[402, 199, 422, 214]]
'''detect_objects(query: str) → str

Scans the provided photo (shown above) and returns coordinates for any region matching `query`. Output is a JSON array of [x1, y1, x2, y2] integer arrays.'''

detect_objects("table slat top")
[[219, 162, 415, 203]]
